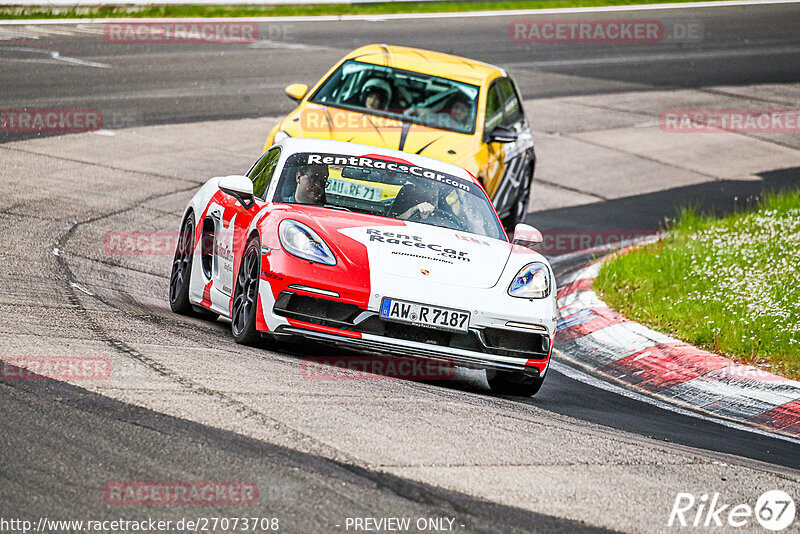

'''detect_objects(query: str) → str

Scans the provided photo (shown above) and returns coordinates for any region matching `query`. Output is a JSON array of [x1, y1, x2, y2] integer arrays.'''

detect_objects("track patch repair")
[[555, 256, 800, 439]]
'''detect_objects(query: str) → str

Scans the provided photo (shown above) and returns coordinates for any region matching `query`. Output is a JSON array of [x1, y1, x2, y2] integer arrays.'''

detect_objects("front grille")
[[384, 322, 452, 346], [274, 292, 542, 359], [483, 327, 549, 358], [280, 292, 359, 321], [273, 292, 363, 328]]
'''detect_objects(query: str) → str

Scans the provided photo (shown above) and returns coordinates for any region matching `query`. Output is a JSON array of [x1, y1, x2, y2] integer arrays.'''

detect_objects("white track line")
[[0, 0, 798, 25], [506, 45, 800, 68], [0, 45, 110, 67]]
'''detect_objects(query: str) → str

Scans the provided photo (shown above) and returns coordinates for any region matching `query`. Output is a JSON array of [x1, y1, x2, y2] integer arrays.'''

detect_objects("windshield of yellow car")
[[307, 60, 479, 135], [273, 152, 504, 240]]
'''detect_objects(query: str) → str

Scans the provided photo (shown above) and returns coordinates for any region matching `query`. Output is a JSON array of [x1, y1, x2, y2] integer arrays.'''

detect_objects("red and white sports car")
[[169, 139, 556, 396]]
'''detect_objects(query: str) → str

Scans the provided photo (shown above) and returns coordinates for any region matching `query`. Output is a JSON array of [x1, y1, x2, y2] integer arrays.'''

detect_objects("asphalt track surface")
[[2, 2, 800, 140], [1, 3, 800, 533]]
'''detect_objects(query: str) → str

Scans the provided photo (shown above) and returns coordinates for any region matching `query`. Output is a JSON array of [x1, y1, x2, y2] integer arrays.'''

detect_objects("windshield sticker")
[[306, 154, 472, 192]]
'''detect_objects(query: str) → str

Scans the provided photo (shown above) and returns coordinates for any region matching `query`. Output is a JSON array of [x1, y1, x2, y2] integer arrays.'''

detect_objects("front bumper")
[[272, 324, 546, 376], [268, 290, 552, 376]]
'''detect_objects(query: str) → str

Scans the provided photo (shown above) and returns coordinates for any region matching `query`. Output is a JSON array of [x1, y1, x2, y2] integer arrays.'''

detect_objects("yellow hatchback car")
[[264, 44, 535, 230]]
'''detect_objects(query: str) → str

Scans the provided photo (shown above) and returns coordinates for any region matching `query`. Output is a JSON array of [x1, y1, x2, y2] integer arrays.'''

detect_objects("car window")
[[272, 152, 505, 240], [248, 148, 280, 199], [496, 78, 524, 127], [307, 59, 479, 135], [483, 84, 503, 135]]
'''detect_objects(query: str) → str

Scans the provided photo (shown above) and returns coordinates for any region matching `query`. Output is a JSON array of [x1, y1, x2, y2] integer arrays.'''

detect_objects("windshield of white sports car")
[[273, 152, 505, 240], [307, 60, 479, 135]]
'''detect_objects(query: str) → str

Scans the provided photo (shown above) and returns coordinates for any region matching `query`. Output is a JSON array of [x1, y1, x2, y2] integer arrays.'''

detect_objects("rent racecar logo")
[[668, 490, 796, 530], [366, 229, 470, 262], [306, 154, 472, 193]]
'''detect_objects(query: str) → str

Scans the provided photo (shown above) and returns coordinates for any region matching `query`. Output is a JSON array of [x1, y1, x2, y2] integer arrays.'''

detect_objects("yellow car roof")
[[344, 44, 505, 86]]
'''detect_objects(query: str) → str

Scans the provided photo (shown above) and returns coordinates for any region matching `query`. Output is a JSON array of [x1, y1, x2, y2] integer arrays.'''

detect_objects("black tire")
[[169, 213, 195, 314], [502, 162, 533, 232], [487, 369, 545, 397], [231, 237, 262, 345]]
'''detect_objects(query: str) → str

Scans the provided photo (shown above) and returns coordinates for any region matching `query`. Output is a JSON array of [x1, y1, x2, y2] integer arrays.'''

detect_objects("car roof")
[[276, 138, 479, 185], [343, 44, 505, 86]]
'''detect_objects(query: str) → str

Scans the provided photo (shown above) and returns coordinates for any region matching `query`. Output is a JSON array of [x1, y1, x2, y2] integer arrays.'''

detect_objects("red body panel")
[[256, 204, 405, 311], [286, 318, 363, 339]]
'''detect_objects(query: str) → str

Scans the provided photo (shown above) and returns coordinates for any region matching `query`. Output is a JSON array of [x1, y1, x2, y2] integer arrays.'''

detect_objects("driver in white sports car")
[[283, 163, 329, 204], [394, 181, 438, 221]]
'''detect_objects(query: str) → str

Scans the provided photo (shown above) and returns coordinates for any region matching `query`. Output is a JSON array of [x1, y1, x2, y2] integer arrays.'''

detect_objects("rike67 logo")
[[669, 490, 796, 531]]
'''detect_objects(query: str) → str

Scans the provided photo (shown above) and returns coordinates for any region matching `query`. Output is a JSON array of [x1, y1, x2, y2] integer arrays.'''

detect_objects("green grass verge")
[[595, 189, 800, 379], [1, 0, 727, 20]]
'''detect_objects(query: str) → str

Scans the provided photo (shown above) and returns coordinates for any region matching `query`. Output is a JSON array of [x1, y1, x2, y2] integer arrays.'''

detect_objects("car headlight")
[[508, 262, 550, 299], [278, 219, 336, 266], [273, 130, 291, 143]]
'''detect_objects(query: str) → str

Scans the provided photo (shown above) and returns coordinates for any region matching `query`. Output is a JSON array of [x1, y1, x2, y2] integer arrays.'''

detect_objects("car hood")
[[337, 222, 512, 289], [283, 105, 477, 168]]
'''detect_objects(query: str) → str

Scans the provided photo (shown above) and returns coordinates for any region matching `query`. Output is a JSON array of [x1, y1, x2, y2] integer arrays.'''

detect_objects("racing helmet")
[[361, 78, 392, 108], [449, 91, 472, 112]]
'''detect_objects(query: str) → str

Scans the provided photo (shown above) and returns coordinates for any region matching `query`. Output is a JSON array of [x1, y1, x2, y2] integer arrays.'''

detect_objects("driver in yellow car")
[[361, 78, 392, 111], [449, 92, 472, 127]]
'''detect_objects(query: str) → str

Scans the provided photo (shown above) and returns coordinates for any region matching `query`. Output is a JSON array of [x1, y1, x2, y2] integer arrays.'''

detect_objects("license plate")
[[326, 178, 381, 201], [380, 298, 470, 333]]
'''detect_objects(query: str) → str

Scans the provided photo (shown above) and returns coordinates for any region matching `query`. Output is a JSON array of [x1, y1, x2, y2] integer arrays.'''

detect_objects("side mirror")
[[486, 125, 518, 144], [512, 223, 543, 250], [218, 175, 255, 210], [285, 83, 308, 102]]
